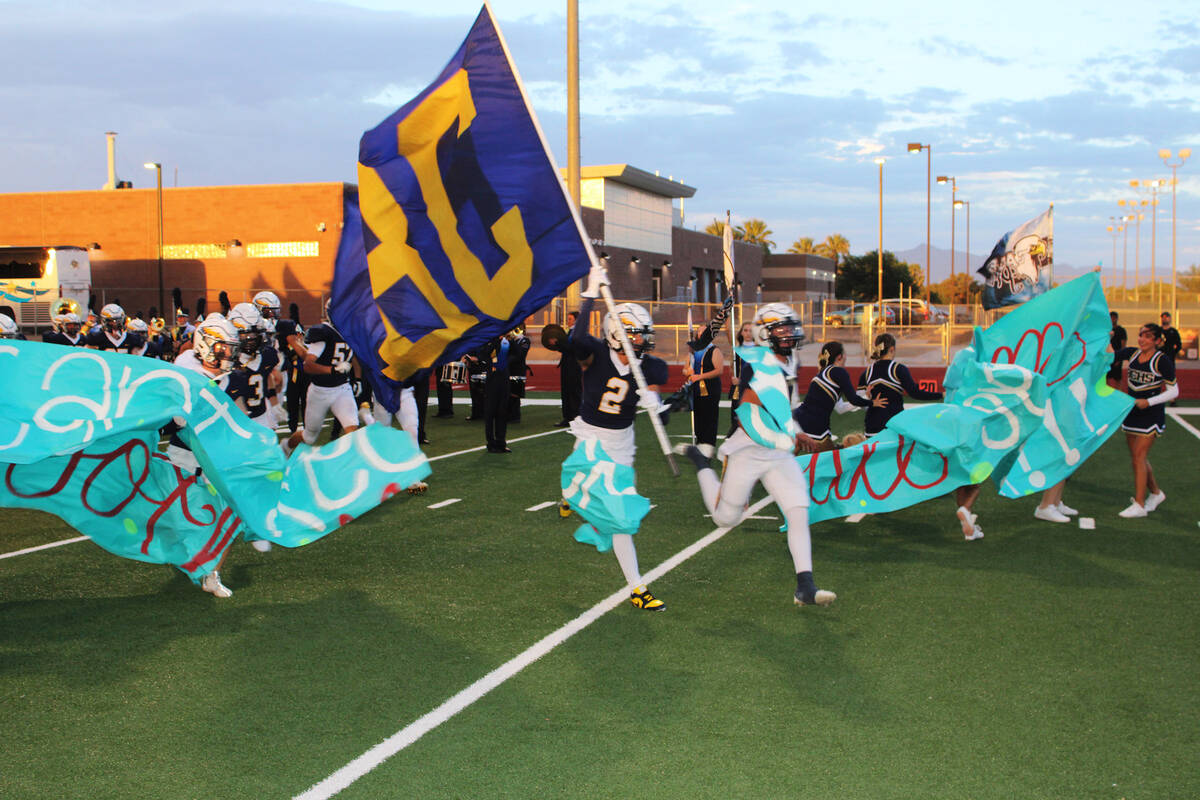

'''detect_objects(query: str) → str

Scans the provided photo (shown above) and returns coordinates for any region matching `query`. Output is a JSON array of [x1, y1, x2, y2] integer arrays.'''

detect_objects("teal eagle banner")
[[801, 272, 1130, 523], [0, 341, 430, 581], [337, 3, 593, 412]]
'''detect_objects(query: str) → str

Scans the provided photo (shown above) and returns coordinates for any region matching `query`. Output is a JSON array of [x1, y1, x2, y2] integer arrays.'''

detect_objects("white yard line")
[[0, 536, 90, 560], [1167, 408, 1200, 441], [844, 513, 867, 523], [426, 498, 461, 509], [293, 495, 775, 800], [525, 501, 558, 512]]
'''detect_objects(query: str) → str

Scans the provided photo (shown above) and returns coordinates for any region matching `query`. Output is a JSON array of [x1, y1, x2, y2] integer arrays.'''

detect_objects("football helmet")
[[192, 314, 240, 373], [227, 302, 265, 357], [61, 312, 82, 337], [100, 303, 126, 335], [603, 303, 655, 357], [126, 318, 149, 335], [0, 313, 17, 339], [753, 303, 804, 356], [253, 291, 280, 332]]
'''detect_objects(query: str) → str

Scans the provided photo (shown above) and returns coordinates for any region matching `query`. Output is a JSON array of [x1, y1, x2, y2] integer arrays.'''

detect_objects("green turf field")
[[2, 395, 1198, 799]]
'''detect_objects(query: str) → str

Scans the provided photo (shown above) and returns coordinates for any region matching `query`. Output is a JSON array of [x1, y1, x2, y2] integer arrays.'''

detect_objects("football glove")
[[581, 264, 609, 299]]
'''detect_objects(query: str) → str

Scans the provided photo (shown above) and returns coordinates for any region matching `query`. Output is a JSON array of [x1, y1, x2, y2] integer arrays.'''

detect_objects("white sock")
[[611, 533, 643, 590], [784, 506, 813, 574], [697, 468, 722, 517]]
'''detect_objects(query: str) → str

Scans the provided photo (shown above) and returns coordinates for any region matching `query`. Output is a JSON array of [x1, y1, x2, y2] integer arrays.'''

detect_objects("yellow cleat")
[[558, 499, 573, 518], [630, 584, 665, 611]]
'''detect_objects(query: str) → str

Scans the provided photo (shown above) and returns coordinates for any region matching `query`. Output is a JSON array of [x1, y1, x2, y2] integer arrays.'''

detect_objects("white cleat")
[[956, 506, 978, 539], [1144, 491, 1166, 512], [1034, 505, 1071, 524], [964, 524, 985, 541], [201, 571, 233, 598], [1056, 502, 1079, 516], [794, 589, 837, 607], [250, 539, 273, 553], [1118, 500, 1148, 519]]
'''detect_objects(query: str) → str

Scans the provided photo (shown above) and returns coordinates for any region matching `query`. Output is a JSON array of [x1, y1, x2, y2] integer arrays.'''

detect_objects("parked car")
[[881, 298, 949, 325], [824, 303, 896, 327]]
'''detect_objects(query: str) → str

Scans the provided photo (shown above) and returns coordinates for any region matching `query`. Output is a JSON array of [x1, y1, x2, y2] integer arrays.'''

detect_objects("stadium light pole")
[[1160, 148, 1191, 314], [1107, 223, 1120, 300], [1118, 198, 1147, 300], [955, 200, 970, 301], [875, 157, 886, 325], [564, 0, 582, 316], [143, 161, 164, 315], [1132, 179, 1166, 308], [908, 142, 931, 303], [937, 175, 957, 277]]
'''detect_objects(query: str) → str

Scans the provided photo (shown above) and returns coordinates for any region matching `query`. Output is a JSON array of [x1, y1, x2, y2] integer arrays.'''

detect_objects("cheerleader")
[[794, 341, 881, 451], [1113, 323, 1178, 518], [857, 333, 943, 435]]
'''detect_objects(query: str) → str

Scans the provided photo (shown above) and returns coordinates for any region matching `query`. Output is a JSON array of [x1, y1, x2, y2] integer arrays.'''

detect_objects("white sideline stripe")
[[426, 498, 461, 509], [844, 513, 867, 523], [0, 536, 89, 560], [426, 427, 567, 462], [525, 501, 557, 512], [1167, 409, 1200, 441], [294, 494, 775, 800]]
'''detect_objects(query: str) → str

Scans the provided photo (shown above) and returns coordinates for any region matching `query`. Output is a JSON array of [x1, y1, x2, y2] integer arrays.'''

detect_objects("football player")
[[168, 314, 243, 597], [677, 303, 836, 608], [0, 313, 20, 339], [261, 293, 308, 435], [43, 311, 85, 346], [285, 301, 357, 453], [126, 318, 162, 358], [84, 303, 145, 354], [563, 264, 669, 611], [226, 303, 284, 434]]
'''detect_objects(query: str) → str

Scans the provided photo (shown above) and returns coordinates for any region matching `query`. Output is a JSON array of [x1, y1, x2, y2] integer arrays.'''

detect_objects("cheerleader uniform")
[[858, 359, 943, 435], [793, 364, 871, 441], [1116, 347, 1177, 435]]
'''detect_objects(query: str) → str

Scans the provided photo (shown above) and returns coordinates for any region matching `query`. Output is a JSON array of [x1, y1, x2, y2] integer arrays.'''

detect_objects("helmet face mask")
[[63, 313, 81, 337], [604, 304, 655, 357], [227, 303, 264, 357]]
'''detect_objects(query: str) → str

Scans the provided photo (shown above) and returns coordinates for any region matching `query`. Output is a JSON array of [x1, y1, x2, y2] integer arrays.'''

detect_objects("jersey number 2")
[[598, 377, 629, 415]]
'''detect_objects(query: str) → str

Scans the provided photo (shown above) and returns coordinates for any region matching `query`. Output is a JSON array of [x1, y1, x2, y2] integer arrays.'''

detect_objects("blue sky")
[[2, 0, 1197, 285]]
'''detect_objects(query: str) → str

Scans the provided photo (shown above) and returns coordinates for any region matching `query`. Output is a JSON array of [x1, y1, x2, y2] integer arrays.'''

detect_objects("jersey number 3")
[[598, 377, 630, 415]]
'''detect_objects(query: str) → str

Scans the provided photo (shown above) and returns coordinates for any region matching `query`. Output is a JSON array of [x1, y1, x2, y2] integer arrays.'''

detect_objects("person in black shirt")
[[84, 303, 144, 354], [1107, 311, 1127, 388], [683, 336, 724, 455], [285, 307, 358, 452], [43, 312, 85, 346], [794, 341, 880, 450], [506, 326, 531, 423], [857, 333, 942, 435], [477, 335, 513, 452], [1159, 311, 1182, 361], [1112, 323, 1179, 517], [556, 311, 582, 427]]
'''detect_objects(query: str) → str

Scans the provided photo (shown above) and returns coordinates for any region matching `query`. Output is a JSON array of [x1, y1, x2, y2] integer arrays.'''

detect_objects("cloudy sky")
[[3, 0, 1198, 285]]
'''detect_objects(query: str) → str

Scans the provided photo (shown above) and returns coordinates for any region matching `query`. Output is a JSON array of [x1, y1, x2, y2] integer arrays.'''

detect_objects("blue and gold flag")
[[333, 5, 592, 412]]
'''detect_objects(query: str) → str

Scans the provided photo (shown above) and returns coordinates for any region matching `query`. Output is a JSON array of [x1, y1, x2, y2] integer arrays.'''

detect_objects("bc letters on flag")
[[977, 207, 1053, 310], [334, 5, 592, 412]]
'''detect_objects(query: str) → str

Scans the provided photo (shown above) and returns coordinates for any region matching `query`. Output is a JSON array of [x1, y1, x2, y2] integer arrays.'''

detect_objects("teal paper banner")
[[0, 341, 430, 581], [561, 438, 651, 553]]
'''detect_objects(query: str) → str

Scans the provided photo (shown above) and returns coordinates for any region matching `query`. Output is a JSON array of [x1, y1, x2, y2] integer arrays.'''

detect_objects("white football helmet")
[[0, 313, 17, 339], [126, 318, 149, 335], [603, 303, 655, 357], [192, 314, 240, 373], [227, 302, 265, 357], [753, 303, 804, 356], [60, 312, 82, 337], [100, 303, 126, 334], [252, 291, 280, 332]]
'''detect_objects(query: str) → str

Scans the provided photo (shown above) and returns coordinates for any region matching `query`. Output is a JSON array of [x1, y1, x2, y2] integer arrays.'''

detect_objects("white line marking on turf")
[[293, 494, 776, 800], [1167, 409, 1200, 441], [427, 498, 461, 509], [426, 427, 568, 462], [0, 536, 90, 560], [525, 501, 557, 512], [844, 513, 867, 523]]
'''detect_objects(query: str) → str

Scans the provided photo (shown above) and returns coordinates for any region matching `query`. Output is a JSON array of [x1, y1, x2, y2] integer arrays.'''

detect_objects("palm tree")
[[788, 237, 816, 254], [736, 218, 775, 252], [704, 219, 725, 237], [817, 233, 850, 267]]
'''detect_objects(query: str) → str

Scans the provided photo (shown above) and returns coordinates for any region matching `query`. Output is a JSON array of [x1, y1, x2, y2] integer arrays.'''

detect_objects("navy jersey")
[[43, 330, 85, 347], [274, 319, 301, 363], [228, 346, 280, 419], [573, 334, 668, 430], [794, 364, 870, 436], [1116, 347, 1176, 433], [85, 328, 145, 355], [304, 324, 353, 388], [858, 359, 942, 435]]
